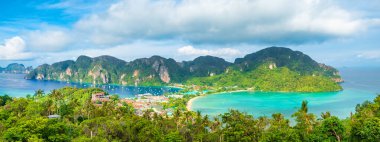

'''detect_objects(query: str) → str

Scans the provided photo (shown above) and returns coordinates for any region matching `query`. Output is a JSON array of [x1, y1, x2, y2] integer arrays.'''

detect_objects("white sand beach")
[[186, 96, 203, 111]]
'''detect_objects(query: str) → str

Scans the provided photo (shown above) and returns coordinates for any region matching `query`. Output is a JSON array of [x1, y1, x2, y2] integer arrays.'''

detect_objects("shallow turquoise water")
[[0, 74, 179, 98], [191, 67, 380, 118]]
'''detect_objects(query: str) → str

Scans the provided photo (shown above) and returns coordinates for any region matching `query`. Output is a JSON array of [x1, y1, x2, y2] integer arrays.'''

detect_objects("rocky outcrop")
[[209, 72, 215, 76], [87, 65, 109, 84], [120, 74, 127, 85], [332, 78, 344, 83], [100, 72, 108, 84], [133, 70, 139, 78], [152, 61, 160, 72], [36, 74, 45, 80], [269, 63, 277, 70], [59, 73, 65, 80], [159, 66, 170, 83], [65, 68, 72, 76]]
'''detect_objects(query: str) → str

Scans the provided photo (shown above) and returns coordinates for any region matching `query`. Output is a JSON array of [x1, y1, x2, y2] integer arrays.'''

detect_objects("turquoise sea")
[[0, 74, 179, 98], [1, 67, 379, 118], [190, 67, 380, 119]]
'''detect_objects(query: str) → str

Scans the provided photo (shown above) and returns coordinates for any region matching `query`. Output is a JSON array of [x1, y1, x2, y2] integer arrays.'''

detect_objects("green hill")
[[186, 64, 342, 92], [234, 47, 340, 78], [187, 47, 342, 92]]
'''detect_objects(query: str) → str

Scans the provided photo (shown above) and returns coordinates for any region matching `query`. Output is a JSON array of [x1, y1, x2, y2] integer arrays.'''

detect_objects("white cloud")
[[75, 0, 365, 45], [2, 0, 379, 67], [366, 18, 380, 27], [29, 40, 186, 66], [0, 36, 32, 60], [27, 30, 72, 51], [25, 41, 242, 66], [177, 45, 241, 57], [356, 50, 380, 59]]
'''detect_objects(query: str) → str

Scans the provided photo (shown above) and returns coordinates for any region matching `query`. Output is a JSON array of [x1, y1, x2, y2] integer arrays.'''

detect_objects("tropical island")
[[0, 63, 32, 74], [2, 0, 380, 141], [25, 47, 343, 93], [0, 87, 378, 141], [1, 47, 363, 141]]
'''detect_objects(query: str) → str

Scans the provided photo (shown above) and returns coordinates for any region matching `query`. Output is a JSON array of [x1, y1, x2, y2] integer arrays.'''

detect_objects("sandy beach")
[[186, 96, 203, 111]]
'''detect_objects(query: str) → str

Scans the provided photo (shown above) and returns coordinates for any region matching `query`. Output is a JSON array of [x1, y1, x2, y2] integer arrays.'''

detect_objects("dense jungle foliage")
[[0, 87, 378, 141]]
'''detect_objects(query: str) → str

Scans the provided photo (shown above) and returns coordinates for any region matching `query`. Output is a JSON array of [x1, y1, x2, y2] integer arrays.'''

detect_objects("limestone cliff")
[[25, 47, 342, 90]]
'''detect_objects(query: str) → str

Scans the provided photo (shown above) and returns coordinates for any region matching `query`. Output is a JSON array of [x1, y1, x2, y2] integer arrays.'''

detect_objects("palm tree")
[[257, 116, 269, 131], [173, 109, 182, 119], [34, 89, 45, 98], [50, 89, 64, 115], [184, 111, 193, 124], [301, 100, 308, 113], [46, 99, 54, 115], [292, 100, 316, 140], [202, 115, 210, 133], [321, 111, 331, 119], [211, 117, 221, 132]]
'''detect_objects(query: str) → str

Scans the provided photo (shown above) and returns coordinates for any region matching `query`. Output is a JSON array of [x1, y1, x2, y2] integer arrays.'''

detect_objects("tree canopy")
[[0, 87, 378, 141]]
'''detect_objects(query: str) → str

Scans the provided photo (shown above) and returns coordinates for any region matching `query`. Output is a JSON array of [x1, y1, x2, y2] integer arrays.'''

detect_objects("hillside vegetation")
[[25, 47, 342, 92], [187, 64, 342, 92], [0, 87, 378, 141]]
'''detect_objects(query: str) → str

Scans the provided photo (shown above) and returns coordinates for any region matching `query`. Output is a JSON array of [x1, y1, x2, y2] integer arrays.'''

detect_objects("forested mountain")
[[187, 47, 343, 92], [182, 56, 232, 77], [25, 47, 342, 92], [0, 63, 32, 74], [234, 47, 340, 77], [25, 53, 233, 85]]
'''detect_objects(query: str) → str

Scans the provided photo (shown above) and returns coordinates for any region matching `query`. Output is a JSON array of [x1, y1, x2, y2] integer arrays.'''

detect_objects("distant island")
[[25, 47, 343, 92], [0, 63, 32, 74]]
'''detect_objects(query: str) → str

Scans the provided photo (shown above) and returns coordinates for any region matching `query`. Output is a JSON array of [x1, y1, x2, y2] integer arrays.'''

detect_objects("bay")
[[0, 73, 179, 98], [190, 67, 380, 118], [1, 67, 379, 119]]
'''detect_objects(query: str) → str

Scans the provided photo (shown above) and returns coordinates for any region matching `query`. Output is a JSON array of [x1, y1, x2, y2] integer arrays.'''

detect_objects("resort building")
[[121, 93, 178, 116], [48, 114, 61, 119], [168, 95, 183, 99], [91, 92, 110, 105]]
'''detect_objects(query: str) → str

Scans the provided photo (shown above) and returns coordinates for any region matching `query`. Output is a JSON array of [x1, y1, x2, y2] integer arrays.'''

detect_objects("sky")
[[0, 0, 380, 68]]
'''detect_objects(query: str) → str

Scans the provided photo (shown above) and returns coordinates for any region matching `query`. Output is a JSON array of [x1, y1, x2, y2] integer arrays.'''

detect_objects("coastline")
[[186, 89, 250, 111], [185, 88, 346, 112], [207, 89, 251, 96], [205, 88, 343, 95], [186, 95, 203, 111], [25, 78, 185, 90]]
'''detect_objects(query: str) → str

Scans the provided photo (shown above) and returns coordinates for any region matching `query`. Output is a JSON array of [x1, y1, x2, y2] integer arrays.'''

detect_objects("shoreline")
[[24, 78, 184, 89], [206, 89, 251, 96], [22, 77, 343, 93], [205, 88, 343, 95], [185, 88, 338, 112], [186, 95, 203, 111], [186, 89, 250, 111]]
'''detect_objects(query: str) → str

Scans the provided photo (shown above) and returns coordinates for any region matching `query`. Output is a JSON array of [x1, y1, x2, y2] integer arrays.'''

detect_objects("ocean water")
[[191, 67, 380, 119], [1, 67, 379, 118], [0, 74, 179, 98]]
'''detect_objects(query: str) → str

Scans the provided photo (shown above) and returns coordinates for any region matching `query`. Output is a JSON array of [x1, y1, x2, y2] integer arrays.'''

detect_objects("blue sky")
[[0, 0, 74, 26], [0, 0, 380, 67]]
